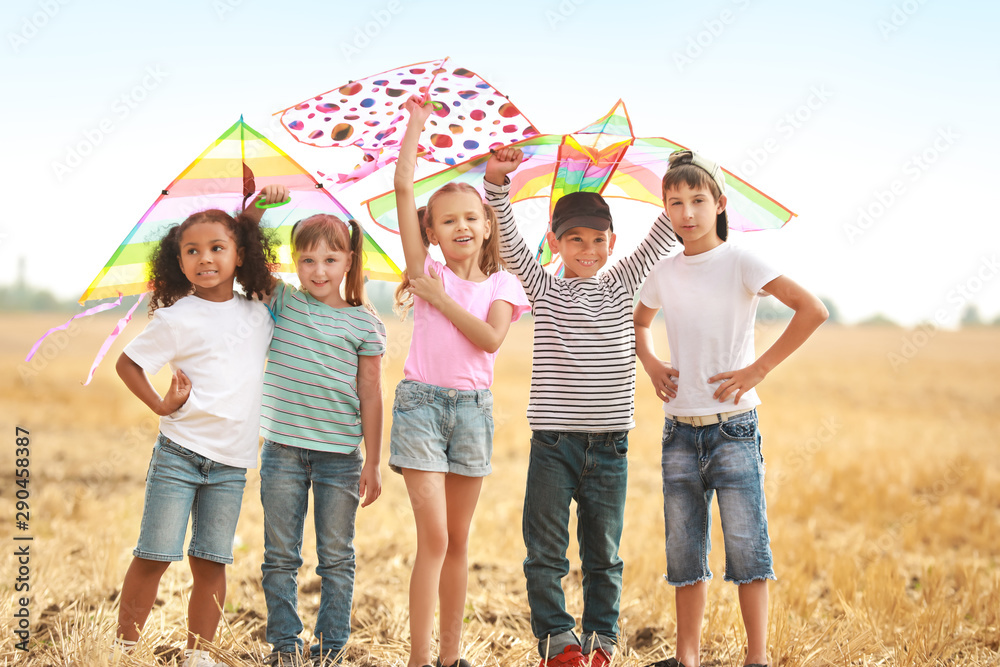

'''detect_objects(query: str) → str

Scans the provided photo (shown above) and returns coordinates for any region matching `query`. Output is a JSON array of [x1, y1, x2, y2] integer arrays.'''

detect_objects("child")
[[483, 147, 677, 667], [634, 150, 828, 667], [113, 209, 276, 667], [392, 95, 530, 667], [247, 186, 386, 667]]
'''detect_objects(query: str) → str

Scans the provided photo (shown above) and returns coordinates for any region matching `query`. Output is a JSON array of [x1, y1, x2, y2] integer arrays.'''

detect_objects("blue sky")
[[2, 0, 998, 325]]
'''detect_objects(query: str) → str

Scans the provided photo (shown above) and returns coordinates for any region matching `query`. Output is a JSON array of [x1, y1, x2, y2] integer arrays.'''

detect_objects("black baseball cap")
[[551, 191, 614, 239]]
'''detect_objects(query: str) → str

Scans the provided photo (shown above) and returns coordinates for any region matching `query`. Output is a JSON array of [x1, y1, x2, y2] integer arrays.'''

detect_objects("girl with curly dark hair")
[[147, 208, 277, 311], [112, 208, 277, 667]]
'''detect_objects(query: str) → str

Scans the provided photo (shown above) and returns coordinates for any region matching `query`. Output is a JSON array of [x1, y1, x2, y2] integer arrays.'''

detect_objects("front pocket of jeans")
[[662, 420, 676, 444], [611, 432, 629, 457], [393, 388, 426, 412], [530, 431, 561, 449], [719, 417, 757, 440], [158, 439, 196, 460]]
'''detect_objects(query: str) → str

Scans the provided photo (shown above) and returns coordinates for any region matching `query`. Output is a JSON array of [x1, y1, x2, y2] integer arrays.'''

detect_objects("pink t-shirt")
[[404, 255, 530, 390]]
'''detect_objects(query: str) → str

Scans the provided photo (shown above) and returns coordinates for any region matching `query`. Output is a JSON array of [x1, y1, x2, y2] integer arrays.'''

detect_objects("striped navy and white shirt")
[[485, 179, 676, 432]]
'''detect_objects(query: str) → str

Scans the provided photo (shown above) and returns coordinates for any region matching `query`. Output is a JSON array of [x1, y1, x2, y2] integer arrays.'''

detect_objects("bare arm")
[[634, 301, 678, 402], [116, 352, 191, 416], [408, 267, 515, 353], [241, 184, 289, 224], [395, 95, 434, 278], [356, 353, 383, 508], [710, 275, 829, 404]]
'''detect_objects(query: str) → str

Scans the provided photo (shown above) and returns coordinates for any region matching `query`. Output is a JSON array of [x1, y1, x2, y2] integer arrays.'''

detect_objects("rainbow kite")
[[81, 117, 399, 304], [363, 100, 795, 271], [32, 118, 401, 384]]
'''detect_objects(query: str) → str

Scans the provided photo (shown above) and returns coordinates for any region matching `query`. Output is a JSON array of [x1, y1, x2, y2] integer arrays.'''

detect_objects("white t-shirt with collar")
[[639, 242, 781, 417], [123, 293, 274, 468]]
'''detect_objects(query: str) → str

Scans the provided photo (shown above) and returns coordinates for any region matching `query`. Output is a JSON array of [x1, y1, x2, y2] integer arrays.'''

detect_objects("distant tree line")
[[3, 280, 998, 327]]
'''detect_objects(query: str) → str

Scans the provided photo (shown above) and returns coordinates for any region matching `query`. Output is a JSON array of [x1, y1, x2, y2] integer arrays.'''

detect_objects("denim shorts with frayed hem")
[[660, 409, 775, 586], [388, 379, 494, 477], [134, 434, 246, 564]]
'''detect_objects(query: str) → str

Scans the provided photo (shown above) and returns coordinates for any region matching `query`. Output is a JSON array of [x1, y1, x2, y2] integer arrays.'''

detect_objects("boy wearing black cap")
[[484, 148, 677, 667], [634, 150, 828, 667]]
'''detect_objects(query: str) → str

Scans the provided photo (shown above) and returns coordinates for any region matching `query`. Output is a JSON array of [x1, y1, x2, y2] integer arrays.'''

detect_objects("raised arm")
[[483, 148, 548, 302], [634, 301, 679, 403], [241, 184, 289, 225], [709, 275, 829, 404], [395, 95, 435, 279], [605, 210, 676, 295]]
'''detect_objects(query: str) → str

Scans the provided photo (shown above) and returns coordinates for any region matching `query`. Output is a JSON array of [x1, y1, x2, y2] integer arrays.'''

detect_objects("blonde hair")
[[291, 214, 374, 312], [393, 183, 502, 318]]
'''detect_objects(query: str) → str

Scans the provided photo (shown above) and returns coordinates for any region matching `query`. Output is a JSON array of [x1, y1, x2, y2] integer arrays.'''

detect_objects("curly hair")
[[392, 182, 503, 319], [148, 209, 277, 312]]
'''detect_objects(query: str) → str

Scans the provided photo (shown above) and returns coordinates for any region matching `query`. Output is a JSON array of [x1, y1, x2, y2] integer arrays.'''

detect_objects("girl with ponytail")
[[390, 95, 530, 667], [248, 186, 387, 666]]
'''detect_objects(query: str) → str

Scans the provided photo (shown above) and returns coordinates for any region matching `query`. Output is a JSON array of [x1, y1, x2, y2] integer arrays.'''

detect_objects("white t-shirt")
[[639, 243, 781, 417], [123, 293, 274, 468]]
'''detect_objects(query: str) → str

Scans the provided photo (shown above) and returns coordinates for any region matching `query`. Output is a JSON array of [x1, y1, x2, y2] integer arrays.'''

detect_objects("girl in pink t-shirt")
[[391, 94, 529, 667]]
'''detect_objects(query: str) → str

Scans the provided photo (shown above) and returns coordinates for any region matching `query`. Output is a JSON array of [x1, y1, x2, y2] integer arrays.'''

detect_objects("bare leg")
[[675, 580, 707, 667], [116, 557, 172, 641], [738, 580, 768, 666], [187, 556, 227, 649], [438, 474, 483, 666], [403, 469, 449, 667]]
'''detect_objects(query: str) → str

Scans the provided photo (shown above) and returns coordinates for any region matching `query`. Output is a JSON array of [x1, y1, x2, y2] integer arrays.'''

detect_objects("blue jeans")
[[522, 430, 629, 656], [260, 440, 362, 659], [661, 409, 775, 586]]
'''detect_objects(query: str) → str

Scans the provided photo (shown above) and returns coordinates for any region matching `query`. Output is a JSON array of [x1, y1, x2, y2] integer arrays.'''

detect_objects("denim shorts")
[[660, 409, 775, 586], [134, 434, 247, 564], [388, 379, 494, 477]]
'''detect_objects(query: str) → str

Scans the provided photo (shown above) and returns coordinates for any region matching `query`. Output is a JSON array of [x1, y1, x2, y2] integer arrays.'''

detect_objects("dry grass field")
[[1, 312, 998, 666]]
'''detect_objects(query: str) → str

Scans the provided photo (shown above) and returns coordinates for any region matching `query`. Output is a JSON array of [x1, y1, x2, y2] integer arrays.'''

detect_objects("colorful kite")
[[275, 57, 540, 185], [362, 100, 796, 270], [32, 117, 400, 384], [81, 116, 400, 304]]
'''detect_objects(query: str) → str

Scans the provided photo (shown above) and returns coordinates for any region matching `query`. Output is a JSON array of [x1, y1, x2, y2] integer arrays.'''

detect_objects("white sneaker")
[[181, 649, 229, 667], [108, 638, 136, 663]]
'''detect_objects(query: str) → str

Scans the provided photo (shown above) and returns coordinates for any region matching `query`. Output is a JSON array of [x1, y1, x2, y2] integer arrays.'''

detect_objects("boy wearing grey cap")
[[635, 150, 828, 667], [483, 147, 677, 667]]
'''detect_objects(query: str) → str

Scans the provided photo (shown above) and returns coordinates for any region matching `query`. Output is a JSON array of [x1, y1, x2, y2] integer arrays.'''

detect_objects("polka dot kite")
[[276, 58, 539, 166]]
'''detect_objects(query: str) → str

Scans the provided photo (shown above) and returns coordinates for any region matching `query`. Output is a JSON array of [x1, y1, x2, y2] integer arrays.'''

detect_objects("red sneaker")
[[540, 645, 587, 667], [585, 648, 612, 667]]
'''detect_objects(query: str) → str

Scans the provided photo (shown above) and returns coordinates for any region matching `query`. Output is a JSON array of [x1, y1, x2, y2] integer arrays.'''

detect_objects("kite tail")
[[25, 294, 125, 362], [83, 293, 145, 385]]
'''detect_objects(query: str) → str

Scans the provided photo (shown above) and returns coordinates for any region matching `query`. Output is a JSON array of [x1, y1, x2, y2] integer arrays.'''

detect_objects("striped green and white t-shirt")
[[260, 281, 386, 453]]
